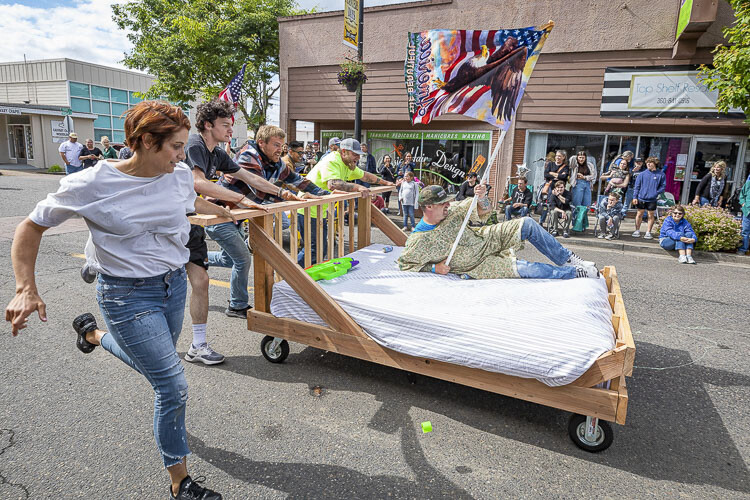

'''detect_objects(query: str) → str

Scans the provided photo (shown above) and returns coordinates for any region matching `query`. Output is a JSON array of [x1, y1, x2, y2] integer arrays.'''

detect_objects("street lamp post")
[[354, 0, 364, 142]]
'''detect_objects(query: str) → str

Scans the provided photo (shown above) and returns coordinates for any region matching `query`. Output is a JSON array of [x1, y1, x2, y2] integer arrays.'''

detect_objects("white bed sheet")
[[270, 244, 616, 386]]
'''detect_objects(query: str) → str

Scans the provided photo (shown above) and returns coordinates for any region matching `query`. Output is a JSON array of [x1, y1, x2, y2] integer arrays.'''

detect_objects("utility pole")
[[354, 0, 364, 142]]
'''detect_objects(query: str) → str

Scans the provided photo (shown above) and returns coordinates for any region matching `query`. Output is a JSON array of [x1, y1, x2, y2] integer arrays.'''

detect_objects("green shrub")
[[653, 205, 742, 252], [47, 164, 63, 173]]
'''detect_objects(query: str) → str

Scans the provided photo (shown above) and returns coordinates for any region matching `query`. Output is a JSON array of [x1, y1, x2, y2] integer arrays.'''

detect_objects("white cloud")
[[0, 0, 134, 70]]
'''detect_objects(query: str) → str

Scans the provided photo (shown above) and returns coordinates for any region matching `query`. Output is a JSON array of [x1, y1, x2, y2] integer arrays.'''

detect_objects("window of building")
[[91, 85, 110, 100], [112, 117, 125, 130], [111, 89, 129, 103], [112, 130, 126, 143], [94, 115, 111, 128], [70, 97, 90, 113], [92, 100, 110, 114], [129, 91, 143, 104], [69, 82, 90, 98], [111, 103, 128, 117], [94, 128, 113, 142]]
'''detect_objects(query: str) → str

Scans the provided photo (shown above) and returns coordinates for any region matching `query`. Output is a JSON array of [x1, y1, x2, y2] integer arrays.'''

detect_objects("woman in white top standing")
[[5, 101, 233, 499]]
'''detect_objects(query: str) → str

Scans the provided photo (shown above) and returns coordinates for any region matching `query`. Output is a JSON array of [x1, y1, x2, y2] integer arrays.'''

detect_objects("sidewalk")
[[383, 205, 749, 265]]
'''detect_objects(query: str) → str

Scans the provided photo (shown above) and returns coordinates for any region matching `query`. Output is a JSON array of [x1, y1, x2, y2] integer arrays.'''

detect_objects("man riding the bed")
[[397, 184, 600, 279]]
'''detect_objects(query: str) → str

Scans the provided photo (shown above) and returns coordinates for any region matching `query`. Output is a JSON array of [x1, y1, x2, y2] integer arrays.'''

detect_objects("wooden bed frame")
[[190, 186, 635, 450]]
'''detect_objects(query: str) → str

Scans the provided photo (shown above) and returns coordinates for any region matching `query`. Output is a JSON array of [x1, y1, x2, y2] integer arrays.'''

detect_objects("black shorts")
[[636, 200, 657, 211], [186, 224, 209, 270]]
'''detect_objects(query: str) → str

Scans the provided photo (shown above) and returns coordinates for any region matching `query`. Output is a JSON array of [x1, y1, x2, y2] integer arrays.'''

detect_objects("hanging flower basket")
[[338, 59, 367, 92]]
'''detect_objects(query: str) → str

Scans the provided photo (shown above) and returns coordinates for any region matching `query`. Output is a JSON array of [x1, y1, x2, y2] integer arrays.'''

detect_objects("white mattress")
[[270, 244, 616, 386]]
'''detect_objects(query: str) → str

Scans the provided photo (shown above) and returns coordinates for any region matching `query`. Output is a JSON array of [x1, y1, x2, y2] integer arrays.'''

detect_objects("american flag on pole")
[[404, 25, 552, 129], [218, 63, 246, 123]]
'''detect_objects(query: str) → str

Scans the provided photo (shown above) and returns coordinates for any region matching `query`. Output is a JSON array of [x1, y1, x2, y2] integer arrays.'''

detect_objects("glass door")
[[11, 125, 28, 164], [684, 139, 742, 205]]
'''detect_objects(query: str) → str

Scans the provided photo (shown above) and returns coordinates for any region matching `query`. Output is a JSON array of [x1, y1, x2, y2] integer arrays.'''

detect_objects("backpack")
[[726, 188, 741, 215]]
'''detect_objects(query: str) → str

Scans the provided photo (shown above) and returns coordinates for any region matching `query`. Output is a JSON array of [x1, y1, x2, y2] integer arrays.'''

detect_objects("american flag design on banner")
[[404, 25, 552, 128], [218, 63, 246, 123]]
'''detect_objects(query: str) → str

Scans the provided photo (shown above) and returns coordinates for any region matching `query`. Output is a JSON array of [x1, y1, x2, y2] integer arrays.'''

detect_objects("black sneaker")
[[225, 305, 251, 319], [72, 313, 98, 354], [170, 475, 222, 500], [80, 263, 97, 284]]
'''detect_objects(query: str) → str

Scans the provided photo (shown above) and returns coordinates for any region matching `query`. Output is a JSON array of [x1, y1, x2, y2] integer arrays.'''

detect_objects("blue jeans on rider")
[[515, 217, 576, 279], [504, 205, 528, 221], [205, 221, 252, 310], [297, 214, 328, 266], [96, 267, 189, 468]]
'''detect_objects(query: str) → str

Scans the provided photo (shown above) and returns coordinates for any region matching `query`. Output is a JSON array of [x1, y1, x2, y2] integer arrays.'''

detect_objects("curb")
[[564, 236, 749, 264]]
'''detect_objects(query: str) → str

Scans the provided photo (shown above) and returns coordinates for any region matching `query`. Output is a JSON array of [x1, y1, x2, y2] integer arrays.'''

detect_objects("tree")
[[112, 0, 307, 132], [699, 0, 750, 125]]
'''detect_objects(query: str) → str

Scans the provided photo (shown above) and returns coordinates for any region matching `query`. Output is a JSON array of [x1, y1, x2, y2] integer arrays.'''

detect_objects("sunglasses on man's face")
[[291, 149, 304, 154]]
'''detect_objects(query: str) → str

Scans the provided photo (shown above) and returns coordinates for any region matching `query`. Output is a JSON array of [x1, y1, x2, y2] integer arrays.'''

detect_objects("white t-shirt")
[[58, 140, 84, 167], [29, 161, 196, 278]]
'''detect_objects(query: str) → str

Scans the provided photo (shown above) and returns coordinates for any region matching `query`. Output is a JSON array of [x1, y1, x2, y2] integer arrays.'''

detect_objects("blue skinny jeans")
[[205, 221, 252, 309], [659, 237, 694, 251], [96, 268, 189, 468], [571, 180, 592, 210], [402, 205, 415, 228], [516, 217, 576, 279]]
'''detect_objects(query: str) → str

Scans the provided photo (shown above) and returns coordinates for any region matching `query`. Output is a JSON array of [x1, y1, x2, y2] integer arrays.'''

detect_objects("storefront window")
[[687, 140, 742, 203], [367, 131, 490, 190], [638, 136, 690, 201]]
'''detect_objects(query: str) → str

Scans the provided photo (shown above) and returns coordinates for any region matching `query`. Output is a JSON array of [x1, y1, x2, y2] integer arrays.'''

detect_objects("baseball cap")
[[69, 132, 78, 139], [339, 138, 365, 155], [419, 185, 456, 206], [328, 137, 341, 147]]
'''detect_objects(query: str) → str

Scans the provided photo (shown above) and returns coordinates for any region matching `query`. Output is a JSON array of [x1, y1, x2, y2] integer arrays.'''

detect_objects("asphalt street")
[[0, 171, 748, 499]]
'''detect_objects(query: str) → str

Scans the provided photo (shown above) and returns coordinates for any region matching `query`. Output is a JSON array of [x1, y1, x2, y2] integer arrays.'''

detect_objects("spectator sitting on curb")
[[597, 192, 623, 240], [659, 205, 697, 264], [631, 156, 666, 240], [503, 176, 532, 221]]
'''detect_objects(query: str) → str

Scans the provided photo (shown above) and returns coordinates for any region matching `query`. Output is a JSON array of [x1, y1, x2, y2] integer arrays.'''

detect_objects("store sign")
[[601, 66, 745, 119], [0, 106, 22, 115], [367, 131, 491, 142], [343, 0, 359, 51], [51, 119, 70, 143]]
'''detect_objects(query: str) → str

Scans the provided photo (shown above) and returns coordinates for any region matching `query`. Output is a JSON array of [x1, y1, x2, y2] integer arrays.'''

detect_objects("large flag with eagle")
[[404, 25, 553, 129]]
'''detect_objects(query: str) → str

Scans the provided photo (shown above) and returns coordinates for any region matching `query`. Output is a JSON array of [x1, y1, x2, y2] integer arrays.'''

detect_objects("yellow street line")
[[70, 253, 252, 291]]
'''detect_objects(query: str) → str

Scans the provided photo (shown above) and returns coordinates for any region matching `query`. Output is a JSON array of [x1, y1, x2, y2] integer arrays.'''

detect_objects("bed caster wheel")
[[261, 336, 289, 363], [568, 414, 613, 452]]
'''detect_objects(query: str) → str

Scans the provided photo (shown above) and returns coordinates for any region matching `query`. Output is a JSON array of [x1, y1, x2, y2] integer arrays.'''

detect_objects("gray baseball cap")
[[339, 138, 365, 155], [328, 137, 341, 147], [419, 185, 456, 205]]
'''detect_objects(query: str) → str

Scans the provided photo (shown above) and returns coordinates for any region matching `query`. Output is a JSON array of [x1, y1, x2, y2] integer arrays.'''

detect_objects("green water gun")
[[305, 258, 359, 281]]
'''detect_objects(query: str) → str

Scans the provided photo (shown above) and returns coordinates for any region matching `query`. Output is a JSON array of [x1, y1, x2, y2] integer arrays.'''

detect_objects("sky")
[[0, 0, 415, 125]]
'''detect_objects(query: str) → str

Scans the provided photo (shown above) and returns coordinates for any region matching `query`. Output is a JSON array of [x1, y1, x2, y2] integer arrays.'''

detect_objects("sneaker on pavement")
[[402, 226, 408, 231], [225, 305, 251, 318], [597, 233, 605, 239], [562, 232, 570, 238], [185, 343, 225, 365], [644, 232, 653, 240], [631, 230, 641, 238], [566, 251, 595, 268], [605, 234, 614, 240], [575, 265, 600, 279], [686, 255, 696, 264], [170, 475, 222, 500], [550, 230, 558, 236], [80, 263, 97, 284], [678, 255, 688, 264]]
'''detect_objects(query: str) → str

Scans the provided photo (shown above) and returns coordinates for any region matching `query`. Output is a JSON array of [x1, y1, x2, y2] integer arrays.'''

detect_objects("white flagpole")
[[444, 128, 507, 267]]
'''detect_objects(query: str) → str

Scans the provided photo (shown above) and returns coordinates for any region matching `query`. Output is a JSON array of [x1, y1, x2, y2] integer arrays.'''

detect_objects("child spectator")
[[632, 156, 666, 240], [601, 158, 630, 197], [398, 171, 419, 231], [371, 193, 386, 212], [659, 205, 697, 264], [597, 192, 623, 240], [548, 180, 572, 238]]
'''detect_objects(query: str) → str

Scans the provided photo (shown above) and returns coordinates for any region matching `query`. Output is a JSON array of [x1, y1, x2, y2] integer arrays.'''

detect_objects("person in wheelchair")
[[596, 192, 623, 240], [548, 181, 573, 238]]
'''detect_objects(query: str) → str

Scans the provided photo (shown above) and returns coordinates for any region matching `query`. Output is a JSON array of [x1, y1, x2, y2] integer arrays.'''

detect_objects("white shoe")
[[605, 234, 614, 240], [631, 230, 641, 238], [597, 233, 605, 239], [678, 255, 687, 264], [575, 264, 600, 279], [566, 251, 595, 268], [644, 232, 653, 240], [184, 343, 225, 365], [686, 255, 696, 264]]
